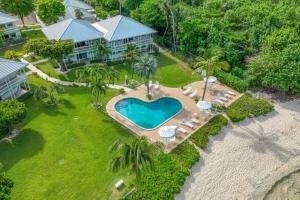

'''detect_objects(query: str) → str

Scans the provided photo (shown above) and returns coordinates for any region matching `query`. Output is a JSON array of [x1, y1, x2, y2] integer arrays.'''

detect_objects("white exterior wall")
[[63, 38, 100, 64], [0, 21, 21, 40], [63, 34, 155, 64], [108, 34, 154, 61], [0, 72, 26, 100]]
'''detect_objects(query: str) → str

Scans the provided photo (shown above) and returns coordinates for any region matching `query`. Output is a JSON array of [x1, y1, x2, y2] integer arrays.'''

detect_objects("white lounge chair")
[[177, 127, 188, 134], [183, 87, 192, 95], [154, 81, 160, 90], [224, 93, 233, 99], [189, 90, 198, 98], [220, 97, 229, 102], [227, 91, 236, 96], [182, 121, 194, 129], [191, 118, 201, 124], [214, 98, 225, 105]]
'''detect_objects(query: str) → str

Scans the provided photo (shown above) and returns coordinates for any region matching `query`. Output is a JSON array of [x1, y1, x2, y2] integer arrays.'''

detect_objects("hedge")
[[127, 141, 199, 200], [0, 174, 14, 200], [225, 94, 274, 122], [191, 115, 229, 149], [215, 70, 249, 92]]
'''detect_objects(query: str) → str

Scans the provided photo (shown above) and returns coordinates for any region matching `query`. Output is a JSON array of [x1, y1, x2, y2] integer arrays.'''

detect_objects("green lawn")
[[65, 53, 200, 87], [0, 75, 134, 200]]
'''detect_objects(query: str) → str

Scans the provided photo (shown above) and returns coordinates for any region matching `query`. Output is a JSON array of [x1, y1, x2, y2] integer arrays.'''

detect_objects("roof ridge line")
[[59, 19, 74, 40], [109, 15, 123, 41]]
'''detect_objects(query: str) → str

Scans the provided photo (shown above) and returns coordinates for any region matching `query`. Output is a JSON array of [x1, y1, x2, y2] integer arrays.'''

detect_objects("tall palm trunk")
[[202, 77, 209, 101], [169, 8, 177, 52], [20, 15, 25, 27]]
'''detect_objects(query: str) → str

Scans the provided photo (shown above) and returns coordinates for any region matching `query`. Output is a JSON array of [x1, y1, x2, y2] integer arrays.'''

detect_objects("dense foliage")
[[0, 100, 27, 137], [130, 0, 300, 94], [0, 0, 34, 26], [191, 115, 228, 149], [0, 174, 14, 200], [127, 141, 199, 200], [226, 94, 274, 122], [36, 0, 65, 24]]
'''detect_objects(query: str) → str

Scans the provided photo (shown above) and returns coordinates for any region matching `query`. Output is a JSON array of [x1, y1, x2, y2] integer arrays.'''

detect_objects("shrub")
[[128, 79, 140, 89], [0, 174, 14, 200], [127, 141, 199, 200], [215, 70, 249, 92], [225, 94, 274, 122], [191, 115, 228, 149], [119, 88, 126, 94]]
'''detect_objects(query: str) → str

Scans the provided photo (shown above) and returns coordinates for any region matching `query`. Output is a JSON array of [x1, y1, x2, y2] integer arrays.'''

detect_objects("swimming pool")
[[114, 97, 183, 129]]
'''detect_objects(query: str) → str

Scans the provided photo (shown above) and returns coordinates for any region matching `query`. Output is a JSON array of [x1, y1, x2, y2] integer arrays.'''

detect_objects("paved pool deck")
[[106, 80, 242, 151]]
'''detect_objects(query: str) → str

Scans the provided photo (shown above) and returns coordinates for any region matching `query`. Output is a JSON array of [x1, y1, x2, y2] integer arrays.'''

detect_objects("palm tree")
[[75, 67, 90, 82], [124, 44, 138, 77], [193, 48, 230, 100], [134, 54, 157, 95], [33, 86, 48, 100], [91, 80, 108, 107], [159, 1, 170, 38], [88, 64, 107, 82], [109, 137, 154, 182], [96, 40, 111, 63], [106, 66, 120, 84], [118, 0, 125, 15]]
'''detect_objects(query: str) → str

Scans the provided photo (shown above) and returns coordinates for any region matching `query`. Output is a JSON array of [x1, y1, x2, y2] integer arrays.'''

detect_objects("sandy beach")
[[175, 98, 300, 200]]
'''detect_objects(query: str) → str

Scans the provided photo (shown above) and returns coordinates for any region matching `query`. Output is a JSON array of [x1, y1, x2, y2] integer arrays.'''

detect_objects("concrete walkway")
[[20, 58, 132, 92]]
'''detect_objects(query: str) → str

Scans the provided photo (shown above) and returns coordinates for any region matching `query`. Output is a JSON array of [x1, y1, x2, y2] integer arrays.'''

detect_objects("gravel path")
[[176, 99, 300, 200]]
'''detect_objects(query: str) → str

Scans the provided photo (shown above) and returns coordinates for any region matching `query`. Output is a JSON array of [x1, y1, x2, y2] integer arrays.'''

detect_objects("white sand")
[[175, 99, 300, 200]]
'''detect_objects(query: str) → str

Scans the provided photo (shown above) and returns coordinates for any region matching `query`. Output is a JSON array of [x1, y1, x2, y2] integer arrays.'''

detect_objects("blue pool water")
[[115, 97, 183, 129]]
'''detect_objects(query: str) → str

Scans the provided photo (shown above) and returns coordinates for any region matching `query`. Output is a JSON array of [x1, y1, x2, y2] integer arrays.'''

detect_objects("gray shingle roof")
[[0, 58, 27, 81], [64, 0, 95, 19], [42, 19, 103, 42], [0, 12, 18, 25], [92, 15, 157, 41]]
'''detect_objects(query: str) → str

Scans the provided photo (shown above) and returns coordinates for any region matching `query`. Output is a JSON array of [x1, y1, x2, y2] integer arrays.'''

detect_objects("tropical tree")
[[124, 44, 138, 77], [91, 80, 108, 107], [36, 0, 65, 24], [33, 86, 48, 100], [4, 50, 21, 61], [118, 0, 125, 15], [0, 174, 14, 200], [109, 137, 154, 182], [134, 54, 157, 95], [193, 48, 230, 100], [75, 67, 90, 82], [0, 0, 34, 26], [89, 64, 107, 82], [95, 40, 111, 63], [106, 66, 120, 84], [0, 100, 27, 135]]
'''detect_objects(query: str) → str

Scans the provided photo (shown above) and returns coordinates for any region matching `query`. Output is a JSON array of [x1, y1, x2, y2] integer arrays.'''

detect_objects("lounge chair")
[[214, 98, 225, 105], [224, 93, 233, 99], [191, 118, 201, 124], [189, 90, 198, 98], [220, 97, 229, 102], [154, 81, 160, 90], [182, 121, 194, 129], [177, 127, 188, 134], [183, 87, 192, 95], [227, 91, 236, 96]]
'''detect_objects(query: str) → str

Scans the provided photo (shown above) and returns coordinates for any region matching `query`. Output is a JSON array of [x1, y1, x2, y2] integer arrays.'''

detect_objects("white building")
[[42, 15, 156, 64], [0, 58, 30, 100], [0, 12, 21, 40], [63, 0, 96, 22]]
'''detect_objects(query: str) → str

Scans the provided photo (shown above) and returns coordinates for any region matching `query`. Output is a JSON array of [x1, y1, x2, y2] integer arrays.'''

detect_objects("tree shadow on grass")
[[0, 129, 45, 171]]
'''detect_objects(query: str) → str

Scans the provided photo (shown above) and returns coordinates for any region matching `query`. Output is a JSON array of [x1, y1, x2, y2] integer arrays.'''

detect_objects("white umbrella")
[[197, 101, 212, 111], [207, 76, 217, 83], [158, 126, 176, 143]]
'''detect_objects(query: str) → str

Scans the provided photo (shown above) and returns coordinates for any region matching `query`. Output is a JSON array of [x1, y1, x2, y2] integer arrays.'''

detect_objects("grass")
[[0, 75, 135, 200], [0, 30, 46, 57], [35, 60, 71, 81], [65, 54, 200, 87]]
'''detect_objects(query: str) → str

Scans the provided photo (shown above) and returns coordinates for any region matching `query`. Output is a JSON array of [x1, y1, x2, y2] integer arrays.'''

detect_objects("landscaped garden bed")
[[191, 115, 229, 149], [225, 94, 274, 122]]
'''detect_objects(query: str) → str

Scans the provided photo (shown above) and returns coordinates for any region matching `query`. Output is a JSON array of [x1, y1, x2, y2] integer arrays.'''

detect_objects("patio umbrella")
[[197, 101, 212, 111], [207, 76, 217, 83], [158, 126, 176, 143]]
